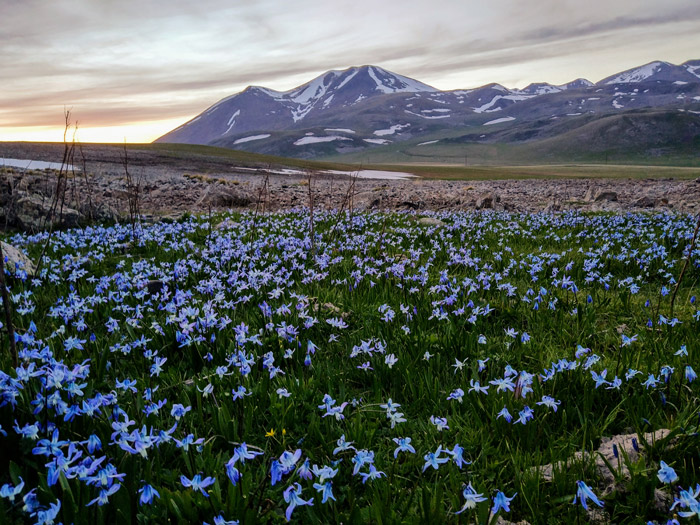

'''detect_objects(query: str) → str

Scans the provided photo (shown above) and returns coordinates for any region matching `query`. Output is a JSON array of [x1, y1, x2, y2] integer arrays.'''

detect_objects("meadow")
[[0, 208, 699, 524]]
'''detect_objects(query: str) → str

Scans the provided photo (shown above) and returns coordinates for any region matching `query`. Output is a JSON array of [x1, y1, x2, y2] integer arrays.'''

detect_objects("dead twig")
[[307, 169, 316, 258], [34, 108, 74, 276], [670, 212, 700, 317], [122, 141, 142, 240], [0, 242, 17, 368]]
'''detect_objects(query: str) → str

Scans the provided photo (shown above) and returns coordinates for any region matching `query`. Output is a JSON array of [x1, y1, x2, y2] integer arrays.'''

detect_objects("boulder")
[[543, 199, 561, 212], [1, 241, 35, 276], [633, 196, 656, 208], [79, 201, 121, 222], [146, 280, 166, 294], [15, 195, 82, 231], [593, 190, 618, 202], [417, 217, 445, 227], [476, 192, 499, 210], [197, 185, 254, 208]]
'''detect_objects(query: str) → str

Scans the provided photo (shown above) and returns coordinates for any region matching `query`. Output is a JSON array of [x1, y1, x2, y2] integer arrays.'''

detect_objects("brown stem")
[[0, 242, 17, 368], [307, 170, 316, 258], [670, 213, 700, 317]]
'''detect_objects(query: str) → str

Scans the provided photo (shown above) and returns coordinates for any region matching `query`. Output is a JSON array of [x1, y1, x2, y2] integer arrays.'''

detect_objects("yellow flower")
[[265, 428, 275, 438], [282, 428, 286, 436]]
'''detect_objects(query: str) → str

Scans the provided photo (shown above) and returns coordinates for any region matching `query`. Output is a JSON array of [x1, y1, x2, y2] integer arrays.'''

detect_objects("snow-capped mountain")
[[598, 60, 700, 85], [158, 66, 436, 145], [156, 60, 700, 160]]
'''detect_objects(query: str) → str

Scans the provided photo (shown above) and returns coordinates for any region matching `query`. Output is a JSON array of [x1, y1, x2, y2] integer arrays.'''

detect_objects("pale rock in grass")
[[533, 429, 672, 490], [1, 241, 35, 276], [215, 219, 239, 230], [417, 217, 446, 227], [495, 517, 532, 525], [653, 488, 672, 513]]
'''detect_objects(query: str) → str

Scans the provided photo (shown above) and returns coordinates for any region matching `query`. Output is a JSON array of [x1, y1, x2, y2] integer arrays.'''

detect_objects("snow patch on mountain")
[[224, 110, 241, 134], [483, 116, 516, 126], [473, 94, 532, 114], [404, 110, 451, 119], [293, 135, 351, 146], [374, 123, 410, 136], [233, 134, 270, 144], [287, 72, 337, 104], [366, 66, 438, 94], [363, 138, 391, 145], [604, 61, 667, 84], [324, 128, 355, 134]]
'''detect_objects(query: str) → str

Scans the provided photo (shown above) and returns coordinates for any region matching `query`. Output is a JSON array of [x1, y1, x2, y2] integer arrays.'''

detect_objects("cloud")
[[1, 0, 699, 138]]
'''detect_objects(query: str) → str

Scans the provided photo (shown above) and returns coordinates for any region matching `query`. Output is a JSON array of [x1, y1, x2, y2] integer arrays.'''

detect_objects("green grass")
[[0, 208, 698, 524]]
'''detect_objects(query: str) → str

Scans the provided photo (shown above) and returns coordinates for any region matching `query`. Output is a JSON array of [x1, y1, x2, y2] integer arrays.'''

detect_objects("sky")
[[2, 0, 700, 143]]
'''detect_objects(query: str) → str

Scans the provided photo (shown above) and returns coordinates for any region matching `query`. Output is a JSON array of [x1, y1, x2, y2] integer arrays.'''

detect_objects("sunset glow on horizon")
[[0, 118, 191, 145]]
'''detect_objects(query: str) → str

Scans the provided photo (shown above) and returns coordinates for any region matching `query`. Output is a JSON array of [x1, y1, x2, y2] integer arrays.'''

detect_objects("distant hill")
[[156, 60, 700, 164]]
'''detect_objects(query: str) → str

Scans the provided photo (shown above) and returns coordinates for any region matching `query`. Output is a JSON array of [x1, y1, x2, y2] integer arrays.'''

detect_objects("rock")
[[533, 428, 671, 489], [476, 192, 498, 210], [79, 201, 120, 222], [417, 217, 445, 227], [323, 303, 342, 315], [402, 200, 423, 210], [593, 190, 618, 202], [146, 280, 165, 294], [543, 199, 561, 212], [633, 196, 656, 208], [653, 488, 672, 512], [196, 185, 254, 208], [15, 195, 82, 231], [0, 241, 35, 276], [114, 242, 133, 253], [215, 219, 236, 230], [495, 518, 531, 525]]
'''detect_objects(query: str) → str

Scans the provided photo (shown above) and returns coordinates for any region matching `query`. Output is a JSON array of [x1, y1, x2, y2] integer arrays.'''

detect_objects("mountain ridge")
[[156, 60, 700, 162]]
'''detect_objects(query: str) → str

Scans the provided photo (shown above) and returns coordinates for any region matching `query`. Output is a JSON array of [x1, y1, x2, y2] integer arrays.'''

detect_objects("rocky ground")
[[1, 142, 699, 232]]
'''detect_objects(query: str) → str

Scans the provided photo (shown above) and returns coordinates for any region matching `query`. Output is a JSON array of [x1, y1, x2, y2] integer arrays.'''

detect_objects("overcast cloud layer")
[[2, 0, 700, 142]]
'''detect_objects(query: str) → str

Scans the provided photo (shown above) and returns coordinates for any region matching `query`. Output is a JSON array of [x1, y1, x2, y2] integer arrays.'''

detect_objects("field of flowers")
[[1, 209, 699, 524]]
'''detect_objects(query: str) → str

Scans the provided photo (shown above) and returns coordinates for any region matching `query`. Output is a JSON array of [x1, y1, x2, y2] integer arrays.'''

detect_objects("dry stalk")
[[122, 141, 142, 239], [307, 169, 316, 257], [249, 166, 271, 242], [670, 212, 700, 317], [0, 241, 17, 368], [34, 108, 75, 275], [327, 168, 360, 244]]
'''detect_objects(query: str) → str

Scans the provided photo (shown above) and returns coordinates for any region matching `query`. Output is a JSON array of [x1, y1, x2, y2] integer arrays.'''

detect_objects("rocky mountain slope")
[[156, 61, 700, 162]]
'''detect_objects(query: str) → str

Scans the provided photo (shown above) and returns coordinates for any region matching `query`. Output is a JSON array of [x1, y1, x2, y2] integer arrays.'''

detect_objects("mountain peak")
[[598, 60, 695, 85]]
